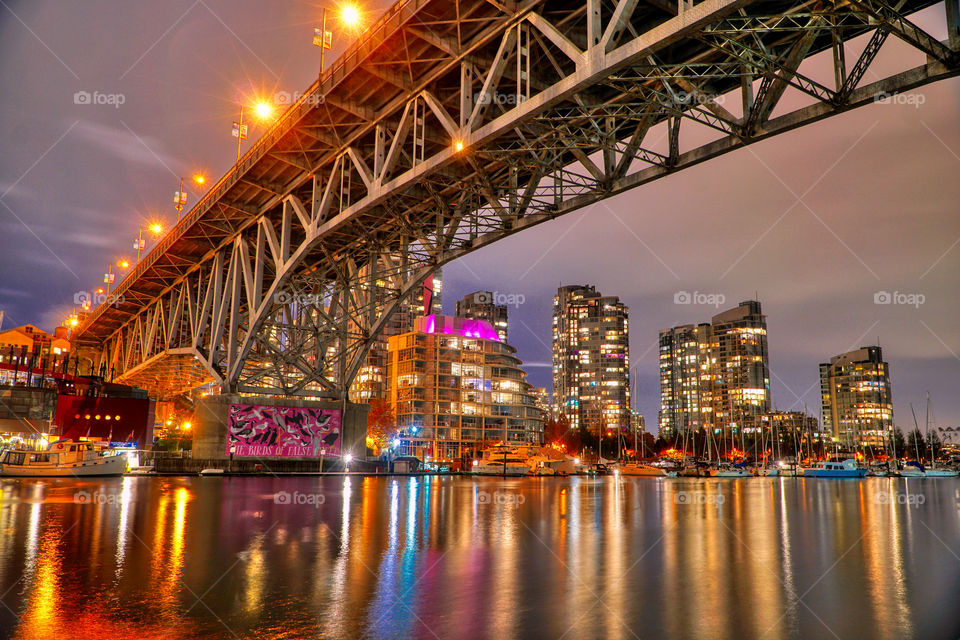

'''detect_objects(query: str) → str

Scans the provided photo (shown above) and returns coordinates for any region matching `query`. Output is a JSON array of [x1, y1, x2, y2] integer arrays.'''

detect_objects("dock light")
[[573, 458, 580, 465], [472, 459, 479, 467], [391, 438, 401, 448], [183, 422, 192, 430], [344, 453, 354, 464]]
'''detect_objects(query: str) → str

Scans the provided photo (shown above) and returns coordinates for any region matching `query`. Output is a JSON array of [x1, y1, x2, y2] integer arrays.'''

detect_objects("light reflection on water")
[[0, 476, 958, 639]]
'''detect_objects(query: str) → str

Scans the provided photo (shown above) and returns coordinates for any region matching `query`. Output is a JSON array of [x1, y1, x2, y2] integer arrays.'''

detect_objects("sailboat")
[[902, 396, 959, 478]]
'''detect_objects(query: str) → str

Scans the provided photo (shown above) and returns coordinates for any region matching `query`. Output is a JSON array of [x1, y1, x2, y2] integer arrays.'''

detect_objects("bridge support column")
[[191, 394, 368, 463], [948, 0, 960, 48]]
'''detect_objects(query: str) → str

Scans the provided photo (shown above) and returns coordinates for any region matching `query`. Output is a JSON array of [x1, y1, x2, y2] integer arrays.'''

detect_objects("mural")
[[227, 405, 341, 457]]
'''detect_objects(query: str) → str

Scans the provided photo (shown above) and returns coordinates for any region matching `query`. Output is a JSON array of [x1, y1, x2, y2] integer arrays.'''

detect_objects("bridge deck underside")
[[74, 0, 959, 399], [115, 351, 215, 400]]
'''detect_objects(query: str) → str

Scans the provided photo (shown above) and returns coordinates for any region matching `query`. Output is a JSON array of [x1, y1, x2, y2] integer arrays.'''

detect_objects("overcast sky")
[[1, 1, 958, 432]]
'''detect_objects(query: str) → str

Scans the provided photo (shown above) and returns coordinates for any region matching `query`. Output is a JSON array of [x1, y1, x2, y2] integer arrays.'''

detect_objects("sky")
[[0, 1, 958, 432]]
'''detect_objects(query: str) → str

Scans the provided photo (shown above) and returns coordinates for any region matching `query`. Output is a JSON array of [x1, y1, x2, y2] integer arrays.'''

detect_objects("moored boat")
[[802, 459, 867, 478], [0, 439, 127, 477], [617, 461, 667, 477], [474, 444, 530, 476]]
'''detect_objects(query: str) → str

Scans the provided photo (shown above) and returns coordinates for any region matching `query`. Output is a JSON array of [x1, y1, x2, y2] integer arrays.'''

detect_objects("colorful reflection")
[[0, 476, 956, 639]]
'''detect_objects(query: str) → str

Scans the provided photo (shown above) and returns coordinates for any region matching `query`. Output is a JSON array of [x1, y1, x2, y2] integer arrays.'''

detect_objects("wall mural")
[[227, 405, 341, 457]]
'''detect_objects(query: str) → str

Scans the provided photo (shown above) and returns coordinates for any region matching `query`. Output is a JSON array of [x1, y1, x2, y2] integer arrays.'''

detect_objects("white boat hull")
[[474, 464, 529, 476], [0, 455, 127, 477], [618, 464, 667, 477]]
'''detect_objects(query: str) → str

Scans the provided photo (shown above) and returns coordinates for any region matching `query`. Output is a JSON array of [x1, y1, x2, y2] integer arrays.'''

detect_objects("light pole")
[[134, 222, 164, 262], [314, 4, 363, 74], [233, 103, 273, 163], [174, 175, 205, 222]]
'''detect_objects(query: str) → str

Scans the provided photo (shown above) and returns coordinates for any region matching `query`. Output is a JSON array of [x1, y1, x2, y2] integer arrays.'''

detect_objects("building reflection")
[[0, 476, 956, 639]]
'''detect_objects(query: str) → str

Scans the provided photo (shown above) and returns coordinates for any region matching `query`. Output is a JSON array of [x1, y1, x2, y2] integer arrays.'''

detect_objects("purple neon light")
[[418, 314, 501, 342]]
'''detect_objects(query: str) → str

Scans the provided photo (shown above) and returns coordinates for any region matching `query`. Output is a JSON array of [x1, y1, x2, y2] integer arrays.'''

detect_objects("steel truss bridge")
[[73, 0, 960, 400]]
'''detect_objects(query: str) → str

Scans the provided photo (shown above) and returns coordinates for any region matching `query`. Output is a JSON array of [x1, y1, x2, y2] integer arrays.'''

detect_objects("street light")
[[233, 101, 274, 163], [134, 222, 164, 262], [314, 4, 364, 74], [174, 174, 207, 222]]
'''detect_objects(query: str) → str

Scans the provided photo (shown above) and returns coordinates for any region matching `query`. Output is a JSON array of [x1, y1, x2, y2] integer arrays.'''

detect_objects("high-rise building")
[[386, 314, 543, 462], [819, 346, 893, 449], [455, 291, 509, 343], [351, 268, 442, 402], [552, 285, 630, 436], [658, 300, 771, 439], [657, 323, 712, 440]]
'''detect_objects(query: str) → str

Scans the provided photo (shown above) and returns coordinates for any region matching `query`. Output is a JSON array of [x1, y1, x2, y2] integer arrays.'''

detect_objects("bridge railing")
[[79, 0, 424, 338]]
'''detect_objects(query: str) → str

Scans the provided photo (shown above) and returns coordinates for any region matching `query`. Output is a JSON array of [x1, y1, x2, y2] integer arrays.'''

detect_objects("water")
[[0, 475, 958, 640]]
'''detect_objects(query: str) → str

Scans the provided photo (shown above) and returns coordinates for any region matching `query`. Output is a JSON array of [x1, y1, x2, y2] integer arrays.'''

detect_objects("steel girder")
[[75, 0, 960, 400]]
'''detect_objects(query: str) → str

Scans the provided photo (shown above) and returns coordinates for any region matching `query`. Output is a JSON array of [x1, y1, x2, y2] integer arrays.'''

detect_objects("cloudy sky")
[[1, 1, 958, 431]]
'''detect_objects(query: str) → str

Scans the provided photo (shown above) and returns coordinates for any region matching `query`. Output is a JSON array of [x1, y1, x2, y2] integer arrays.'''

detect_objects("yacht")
[[0, 440, 128, 477], [617, 461, 667, 477], [900, 462, 959, 478], [474, 444, 530, 476], [802, 459, 867, 478]]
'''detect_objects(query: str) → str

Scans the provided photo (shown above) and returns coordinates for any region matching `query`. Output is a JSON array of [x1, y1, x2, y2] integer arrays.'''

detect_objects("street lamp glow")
[[454, 140, 464, 152], [341, 4, 361, 27], [254, 102, 273, 120], [344, 453, 354, 464], [193, 174, 206, 185], [69, 316, 79, 327], [149, 222, 163, 235], [117, 259, 130, 269]]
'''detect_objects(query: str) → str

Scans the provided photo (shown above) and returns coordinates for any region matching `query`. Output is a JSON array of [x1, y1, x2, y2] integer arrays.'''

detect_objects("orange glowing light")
[[341, 4, 362, 27]]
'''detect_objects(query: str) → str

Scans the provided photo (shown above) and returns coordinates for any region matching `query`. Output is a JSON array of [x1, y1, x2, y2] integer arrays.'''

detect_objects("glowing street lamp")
[[117, 259, 130, 270], [134, 222, 165, 262], [233, 101, 274, 163], [314, 4, 364, 74]]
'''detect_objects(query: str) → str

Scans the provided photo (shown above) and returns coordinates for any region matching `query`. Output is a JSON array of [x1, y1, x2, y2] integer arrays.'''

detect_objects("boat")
[[713, 466, 753, 478], [802, 459, 867, 478], [0, 439, 127, 477], [617, 461, 667, 477], [899, 461, 958, 478], [474, 444, 530, 476]]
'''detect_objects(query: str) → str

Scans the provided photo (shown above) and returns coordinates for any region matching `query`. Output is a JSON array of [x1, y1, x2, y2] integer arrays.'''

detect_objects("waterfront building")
[[658, 300, 771, 439], [386, 314, 543, 462], [819, 345, 893, 449], [455, 291, 509, 343], [351, 269, 443, 402], [552, 285, 631, 436]]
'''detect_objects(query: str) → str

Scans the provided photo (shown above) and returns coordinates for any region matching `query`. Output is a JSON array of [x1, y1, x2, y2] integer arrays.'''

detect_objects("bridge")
[[73, 0, 960, 401]]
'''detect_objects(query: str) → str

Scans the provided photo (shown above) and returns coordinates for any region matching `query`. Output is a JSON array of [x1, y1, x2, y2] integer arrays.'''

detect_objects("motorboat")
[[900, 461, 958, 478], [0, 439, 127, 477], [617, 461, 667, 477], [802, 459, 867, 478], [713, 466, 753, 478], [474, 444, 530, 476]]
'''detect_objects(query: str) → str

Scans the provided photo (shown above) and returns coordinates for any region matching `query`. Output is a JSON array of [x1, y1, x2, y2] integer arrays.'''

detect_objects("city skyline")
[[0, 1, 958, 429]]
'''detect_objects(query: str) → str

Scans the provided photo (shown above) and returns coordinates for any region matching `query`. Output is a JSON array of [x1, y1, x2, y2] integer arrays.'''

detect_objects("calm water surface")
[[0, 475, 958, 639]]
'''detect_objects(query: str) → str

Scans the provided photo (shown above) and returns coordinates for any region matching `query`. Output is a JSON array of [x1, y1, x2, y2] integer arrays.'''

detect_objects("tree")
[[926, 429, 943, 461], [906, 428, 925, 461], [366, 398, 397, 455], [891, 428, 906, 460]]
